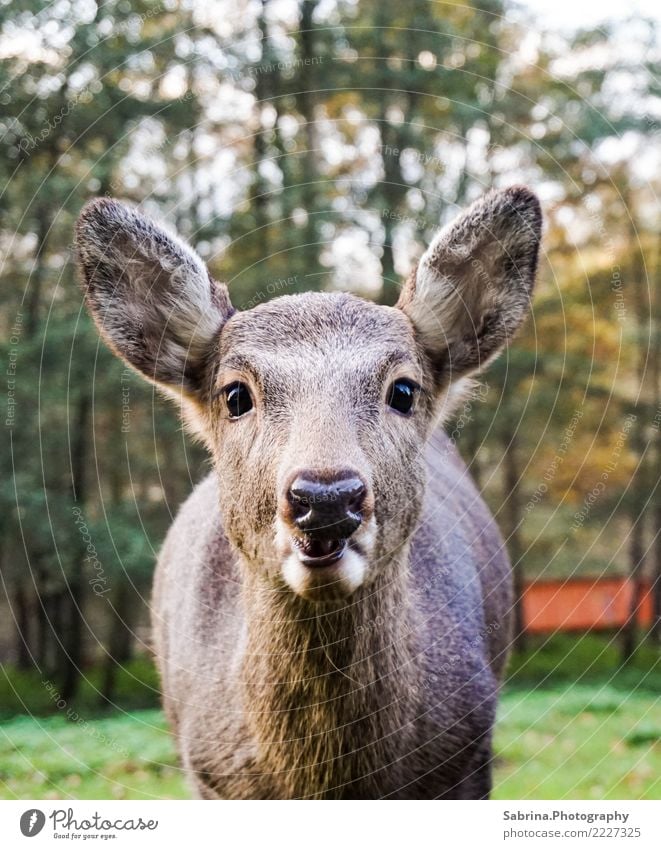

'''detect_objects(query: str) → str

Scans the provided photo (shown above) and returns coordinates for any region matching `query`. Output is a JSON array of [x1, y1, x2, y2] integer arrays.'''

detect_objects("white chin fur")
[[282, 548, 367, 601]]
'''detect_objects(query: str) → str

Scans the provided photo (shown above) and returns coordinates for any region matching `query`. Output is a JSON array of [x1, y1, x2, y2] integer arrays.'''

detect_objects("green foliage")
[[505, 633, 661, 693], [0, 657, 161, 721], [0, 0, 658, 704]]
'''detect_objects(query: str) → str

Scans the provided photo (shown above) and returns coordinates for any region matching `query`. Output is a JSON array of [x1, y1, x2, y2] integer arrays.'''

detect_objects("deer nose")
[[287, 473, 366, 539]]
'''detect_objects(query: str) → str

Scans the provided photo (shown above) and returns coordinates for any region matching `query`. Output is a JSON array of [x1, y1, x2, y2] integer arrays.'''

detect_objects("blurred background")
[[0, 0, 660, 799]]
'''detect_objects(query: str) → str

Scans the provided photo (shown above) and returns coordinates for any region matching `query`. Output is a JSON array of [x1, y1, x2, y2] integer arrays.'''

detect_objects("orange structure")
[[522, 577, 654, 634]]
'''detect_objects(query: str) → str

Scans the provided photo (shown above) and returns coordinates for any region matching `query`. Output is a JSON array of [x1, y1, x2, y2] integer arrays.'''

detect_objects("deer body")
[[152, 426, 511, 799], [75, 187, 541, 799]]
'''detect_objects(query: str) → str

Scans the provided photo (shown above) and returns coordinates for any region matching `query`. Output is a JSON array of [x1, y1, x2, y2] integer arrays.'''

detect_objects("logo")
[[20, 809, 45, 837]]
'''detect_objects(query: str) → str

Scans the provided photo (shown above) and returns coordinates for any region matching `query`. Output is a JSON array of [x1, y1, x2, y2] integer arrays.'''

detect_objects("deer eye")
[[386, 379, 417, 415], [224, 382, 253, 418]]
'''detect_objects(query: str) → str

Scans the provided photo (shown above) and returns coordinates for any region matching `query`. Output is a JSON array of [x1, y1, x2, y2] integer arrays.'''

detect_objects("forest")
[[0, 0, 659, 727]]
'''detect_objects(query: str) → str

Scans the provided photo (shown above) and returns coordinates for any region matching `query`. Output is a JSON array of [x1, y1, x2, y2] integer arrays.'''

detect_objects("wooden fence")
[[522, 577, 653, 633]]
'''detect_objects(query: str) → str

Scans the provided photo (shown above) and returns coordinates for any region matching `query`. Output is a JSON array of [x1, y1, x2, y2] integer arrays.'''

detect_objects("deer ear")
[[74, 199, 234, 401], [397, 186, 542, 380]]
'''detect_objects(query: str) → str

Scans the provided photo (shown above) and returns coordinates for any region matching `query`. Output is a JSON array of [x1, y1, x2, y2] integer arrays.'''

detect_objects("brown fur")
[[75, 186, 542, 799]]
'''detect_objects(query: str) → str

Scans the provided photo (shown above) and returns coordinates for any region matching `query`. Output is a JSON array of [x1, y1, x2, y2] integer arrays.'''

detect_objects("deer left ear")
[[397, 186, 542, 380], [74, 198, 234, 403]]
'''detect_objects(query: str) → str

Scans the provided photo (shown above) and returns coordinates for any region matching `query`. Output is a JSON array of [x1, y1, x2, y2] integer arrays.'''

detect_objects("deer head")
[[75, 187, 541, 602]]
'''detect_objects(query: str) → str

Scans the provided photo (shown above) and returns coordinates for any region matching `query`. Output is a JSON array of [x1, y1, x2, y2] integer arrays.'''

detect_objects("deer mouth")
[[291, 535, 347, 567]]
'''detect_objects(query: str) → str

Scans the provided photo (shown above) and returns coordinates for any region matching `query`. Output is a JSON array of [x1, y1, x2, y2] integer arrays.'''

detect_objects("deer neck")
[[239, 550, 419, 798]]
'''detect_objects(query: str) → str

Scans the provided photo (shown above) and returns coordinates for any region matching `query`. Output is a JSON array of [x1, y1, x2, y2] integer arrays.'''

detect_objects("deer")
[[74, 185, 541, 799]]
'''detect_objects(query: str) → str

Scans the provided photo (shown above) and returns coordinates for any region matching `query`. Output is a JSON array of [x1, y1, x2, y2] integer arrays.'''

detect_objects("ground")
[[1, 635, 659, 799]]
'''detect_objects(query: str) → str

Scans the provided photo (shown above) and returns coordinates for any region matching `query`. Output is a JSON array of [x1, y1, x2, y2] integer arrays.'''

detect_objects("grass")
[[493, 686, 661, 799], [0, 710, 185, 799], [0, 634, 659, 799], [492, 632, 661, 799]]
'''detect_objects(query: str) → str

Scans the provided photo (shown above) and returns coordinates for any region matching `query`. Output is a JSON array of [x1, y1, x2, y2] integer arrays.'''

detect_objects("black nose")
[[288, 473, 366, 539]]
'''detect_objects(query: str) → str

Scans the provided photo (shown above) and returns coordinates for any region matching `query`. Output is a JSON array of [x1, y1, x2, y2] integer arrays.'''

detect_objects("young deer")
[[75, 186, 541, 799]]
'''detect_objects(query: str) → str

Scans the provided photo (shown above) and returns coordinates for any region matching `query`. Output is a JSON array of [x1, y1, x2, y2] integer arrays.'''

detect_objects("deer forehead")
[[215, 292, 422, 386]]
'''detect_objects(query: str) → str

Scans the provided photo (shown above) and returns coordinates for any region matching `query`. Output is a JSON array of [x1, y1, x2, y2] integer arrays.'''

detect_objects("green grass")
[[0, 634, 659, 799], [0, 710, 187, 799], [494, 686, 661, 799], [492, 633, 661, 799]]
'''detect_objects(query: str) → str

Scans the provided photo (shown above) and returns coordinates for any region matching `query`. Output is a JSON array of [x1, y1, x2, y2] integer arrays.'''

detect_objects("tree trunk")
[[621, 213, 651, 661], [252, 0, 274, 256], [380, 211, 398, 306], [13, 585, 32, 669], [60, 392, 91, 702], [501, 431, 526, 651], [621, 511, 645, 662], [653, 502, 661, 644], [620, 435, 646, 662], [25, 207, 51, 337], [100, 582, 134, 705], [47, 590, 65, 678], [20, 192, 55, 669], [650, 236, 661, 643], [296, 0, 320, 272], [376, 110, 409, 306], [373, 4, 404, 306], [34, 565, 50, 672]]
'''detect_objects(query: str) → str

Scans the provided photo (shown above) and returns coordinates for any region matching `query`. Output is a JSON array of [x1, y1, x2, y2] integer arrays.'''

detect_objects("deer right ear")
[[397, 186, 542, 382], [74, 199, 234, 402]]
